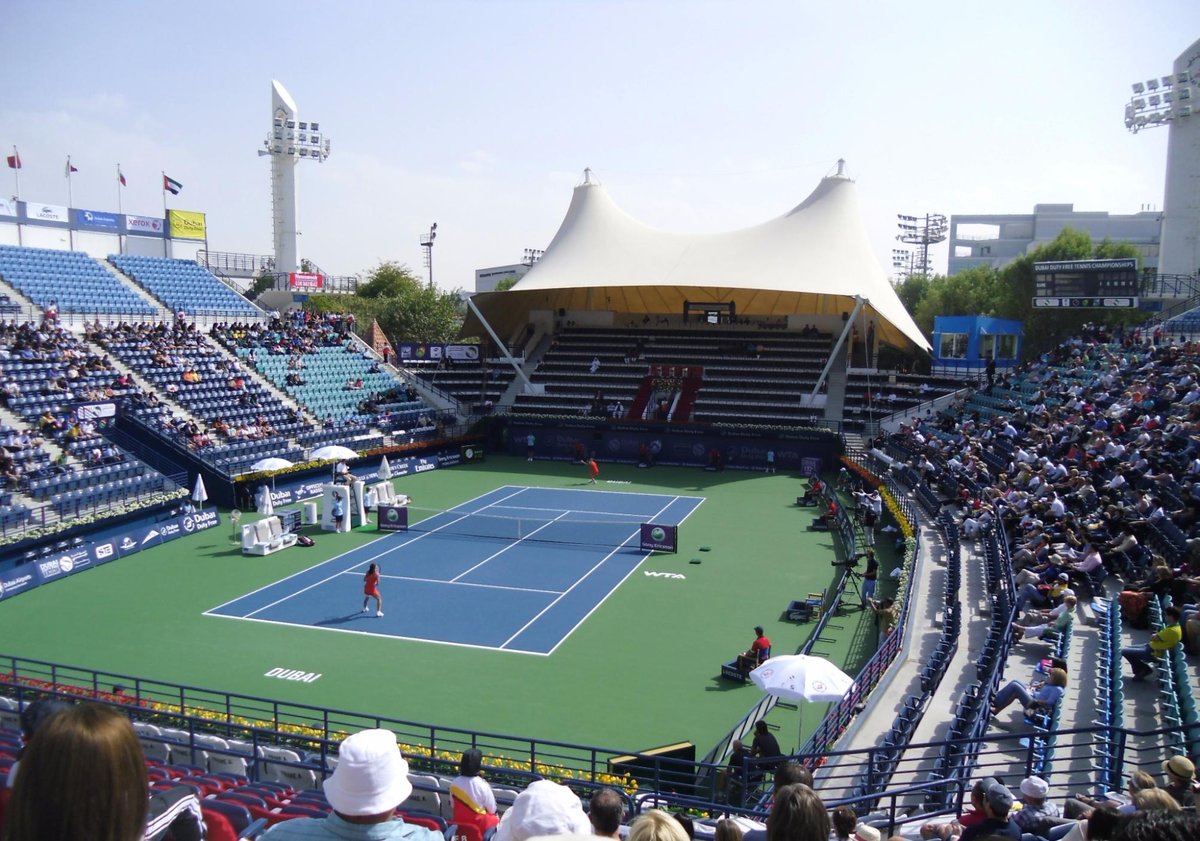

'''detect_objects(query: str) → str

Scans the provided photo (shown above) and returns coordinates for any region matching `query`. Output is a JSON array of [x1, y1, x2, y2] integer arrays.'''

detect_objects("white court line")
[[545, 495, 703, 656], [483, 503, 666, 519], [449, 511, 571, 583], [493, 483, 706, 502], [336, 570, 562, 595], [205, 613, 551, 656]]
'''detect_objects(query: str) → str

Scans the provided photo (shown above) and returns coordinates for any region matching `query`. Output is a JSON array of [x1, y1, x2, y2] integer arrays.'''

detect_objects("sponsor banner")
[[0, 567, 39, 603], [180, 508, 220, 534], [377, 504, 409, 532], [800, 457, 822, 477], [289, 272, 324, 290], [75, 208, 120, 231], [397, 343, 444, 362], [0, 197, 17, 218], [459, 444, 484, 463], [25, 202, 69, 223], [115, 532, 143, 557], [168, 209, 207, 240], [412, 457, 438, 474], [640, 523, 678, 553], [91, 539, 118, 565], [445, 344, 479, 361], [34, 546, 93, 583], [125, 214, 165, 235], [76, 402, 117, 421]]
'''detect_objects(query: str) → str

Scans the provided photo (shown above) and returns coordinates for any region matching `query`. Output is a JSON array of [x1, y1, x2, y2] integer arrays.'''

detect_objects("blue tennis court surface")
[[206, 486, 703, 655]]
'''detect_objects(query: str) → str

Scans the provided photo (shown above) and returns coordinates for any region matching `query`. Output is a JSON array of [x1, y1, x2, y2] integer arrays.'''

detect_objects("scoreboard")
[[1033, 258, 1139, 309]]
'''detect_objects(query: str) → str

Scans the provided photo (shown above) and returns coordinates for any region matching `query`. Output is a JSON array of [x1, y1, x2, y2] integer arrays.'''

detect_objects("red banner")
[[289, 272, 324, 290]]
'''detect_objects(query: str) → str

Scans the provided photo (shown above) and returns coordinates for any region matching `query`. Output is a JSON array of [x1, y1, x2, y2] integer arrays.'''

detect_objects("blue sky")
[[1, 1, 1194, 289]]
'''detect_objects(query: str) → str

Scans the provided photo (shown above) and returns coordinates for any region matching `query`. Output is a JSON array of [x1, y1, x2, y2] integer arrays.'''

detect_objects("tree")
[[912, 265, 1002, 337], [493, 275, 522, 292], [305, 260, 464, 343], [893, 274, 931, 318], [246, 272, 276, 301]]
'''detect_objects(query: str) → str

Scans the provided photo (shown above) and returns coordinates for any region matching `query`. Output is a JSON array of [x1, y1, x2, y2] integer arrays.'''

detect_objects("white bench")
[[368, 481, 409, 510], [242, 516, 299, 555]]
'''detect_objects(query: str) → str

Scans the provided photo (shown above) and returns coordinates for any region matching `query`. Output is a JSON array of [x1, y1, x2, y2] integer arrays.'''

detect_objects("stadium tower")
[[260, 80, 331, 276], [1127, 38, 1200, 277]]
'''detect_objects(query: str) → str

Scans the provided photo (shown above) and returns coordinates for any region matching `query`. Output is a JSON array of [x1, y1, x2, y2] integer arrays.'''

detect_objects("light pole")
[[522, 248, 544, 268], [895, 213, 947, 278], [421, 223, 438, 288], [258, 80, 331, 277], [1122, 47, 1200, 278]]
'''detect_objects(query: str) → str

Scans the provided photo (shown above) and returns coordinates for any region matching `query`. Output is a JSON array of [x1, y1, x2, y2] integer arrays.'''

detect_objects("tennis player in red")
[[588, 457, 600, 484], [362, 562, 383, 617]]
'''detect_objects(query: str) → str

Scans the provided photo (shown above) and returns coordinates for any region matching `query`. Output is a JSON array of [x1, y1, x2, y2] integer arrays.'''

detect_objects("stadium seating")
[[110, 254, 262, 318], [0, 244, 157, 314]]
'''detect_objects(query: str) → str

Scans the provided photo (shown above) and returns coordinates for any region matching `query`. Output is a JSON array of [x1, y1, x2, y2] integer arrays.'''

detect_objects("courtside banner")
[[0, 567, 39, 603], [34, 546, 93, 584], [168, 209, 207, 240], [640, 523, 678, 553], [459, 444, 484, 463], [445, 344, 479, 361], [125, 214, 165, 235], [378, 504, 408, 532]]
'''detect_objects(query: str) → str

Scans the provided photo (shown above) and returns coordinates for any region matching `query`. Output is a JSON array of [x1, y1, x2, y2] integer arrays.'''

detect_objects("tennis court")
[[206, 485, 704, 655]]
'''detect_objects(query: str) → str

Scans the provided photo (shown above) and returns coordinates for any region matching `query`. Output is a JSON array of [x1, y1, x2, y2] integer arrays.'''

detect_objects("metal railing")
[[196, 250, 275, 277]]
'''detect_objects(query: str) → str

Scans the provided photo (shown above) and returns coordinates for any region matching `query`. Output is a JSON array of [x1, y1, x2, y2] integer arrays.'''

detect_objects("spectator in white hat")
[[493, 779, 592, 841], [1014, 776, 1062, 835], [261, 729, 441, 841]]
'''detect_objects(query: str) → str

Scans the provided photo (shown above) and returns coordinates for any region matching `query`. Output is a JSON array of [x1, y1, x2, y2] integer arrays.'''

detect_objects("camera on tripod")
[[831, 554, 862, 568]]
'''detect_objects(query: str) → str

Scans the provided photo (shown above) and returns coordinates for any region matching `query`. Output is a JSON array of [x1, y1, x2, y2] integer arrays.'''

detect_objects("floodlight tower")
[[259, 80, 330, 277], [1124, 38, 1200, 278], [895, 213, 947, 277]]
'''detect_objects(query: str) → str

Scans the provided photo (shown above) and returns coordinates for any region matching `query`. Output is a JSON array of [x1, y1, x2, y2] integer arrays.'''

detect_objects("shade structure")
[[750, 654, 855, 702], [378, 456, 393, 480], [311, 445, 358, 461], [191, 474, 208, 505], [463, 167, 930, 353], [250, 457, 294, 472]]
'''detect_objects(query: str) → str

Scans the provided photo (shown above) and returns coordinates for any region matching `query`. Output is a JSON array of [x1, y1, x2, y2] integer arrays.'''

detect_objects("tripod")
[[836, 564, 865, 610]]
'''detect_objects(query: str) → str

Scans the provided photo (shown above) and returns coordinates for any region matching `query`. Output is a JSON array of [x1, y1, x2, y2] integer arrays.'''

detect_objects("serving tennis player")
[[362, 562, 384, 617]]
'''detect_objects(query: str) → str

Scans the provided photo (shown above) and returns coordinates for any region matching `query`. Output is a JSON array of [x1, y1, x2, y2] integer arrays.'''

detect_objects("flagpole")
[[117, 164, 124, 255], [11, 146, 20, 247], [66, 156, 75, 250]]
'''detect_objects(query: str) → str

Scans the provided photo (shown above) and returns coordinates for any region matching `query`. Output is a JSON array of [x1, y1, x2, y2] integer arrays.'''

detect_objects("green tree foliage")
[[912, 265, 1002, 337], [893, 274, 932, 318], [246, 272, 276, 301], [492, 275, 522, 292], [305, 261, 464, 343]]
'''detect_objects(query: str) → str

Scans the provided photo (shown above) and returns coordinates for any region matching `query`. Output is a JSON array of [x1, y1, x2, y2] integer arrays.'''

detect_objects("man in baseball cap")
[[959, 779, 1019, 841], [1014, 776, 1063, 836], [261, 729, 442, 840]]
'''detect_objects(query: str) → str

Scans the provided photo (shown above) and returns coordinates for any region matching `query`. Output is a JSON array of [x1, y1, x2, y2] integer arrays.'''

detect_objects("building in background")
[[947, 204, 1160, 275], [474, 262, 529, 293]]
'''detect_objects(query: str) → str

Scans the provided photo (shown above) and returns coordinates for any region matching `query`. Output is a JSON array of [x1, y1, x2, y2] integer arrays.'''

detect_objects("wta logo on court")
[[639, 523, 678, 553]]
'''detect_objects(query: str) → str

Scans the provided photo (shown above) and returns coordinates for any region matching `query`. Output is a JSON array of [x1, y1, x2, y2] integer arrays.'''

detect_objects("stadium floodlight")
[[421, 222, 438, 288], [1124, 58, 1198, 134], [260, 80, 331, 276], [895, 212, 947, 278], [522, 248, 544, 267]]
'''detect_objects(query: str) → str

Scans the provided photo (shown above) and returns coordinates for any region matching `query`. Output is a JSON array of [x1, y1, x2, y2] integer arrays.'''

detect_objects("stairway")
[[98, 259, 170, 317]]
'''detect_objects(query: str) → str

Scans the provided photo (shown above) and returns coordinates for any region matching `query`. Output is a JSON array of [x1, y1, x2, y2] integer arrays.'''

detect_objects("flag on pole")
[[65, 157, 78, 177], [163, 174, 182, 195], [5, 149, 19, 169], [118, 167, 126, 187]]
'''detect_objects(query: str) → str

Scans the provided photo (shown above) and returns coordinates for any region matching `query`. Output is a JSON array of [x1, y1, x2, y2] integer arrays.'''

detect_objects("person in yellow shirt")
[[1123, 605, 1182, 680]]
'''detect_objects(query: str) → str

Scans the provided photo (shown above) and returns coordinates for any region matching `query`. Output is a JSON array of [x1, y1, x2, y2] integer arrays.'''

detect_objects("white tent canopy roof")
[[468, 167, 929, 351]]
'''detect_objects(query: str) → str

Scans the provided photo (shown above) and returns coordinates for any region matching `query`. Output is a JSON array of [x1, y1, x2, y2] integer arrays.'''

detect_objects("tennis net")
[[399, 505, 648, 549]]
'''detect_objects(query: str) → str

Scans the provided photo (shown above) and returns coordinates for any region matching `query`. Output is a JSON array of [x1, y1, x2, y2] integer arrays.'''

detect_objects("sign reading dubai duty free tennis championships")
[[640, 523, 678, 553]]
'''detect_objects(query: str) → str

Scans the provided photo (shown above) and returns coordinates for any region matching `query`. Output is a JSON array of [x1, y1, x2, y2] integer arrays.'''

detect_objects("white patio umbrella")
[[250, 457, 294, 472], [311, 445, 358, 461], [191, 474, 208, 506], [750, 654, 855, 750], [378, 455, 393, 481]]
